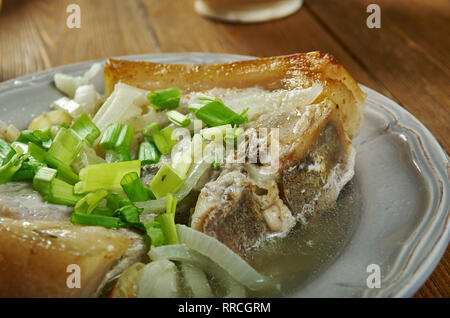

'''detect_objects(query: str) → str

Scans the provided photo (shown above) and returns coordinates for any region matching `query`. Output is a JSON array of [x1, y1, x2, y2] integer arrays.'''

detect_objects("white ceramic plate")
[[0, 53, 448, 297]]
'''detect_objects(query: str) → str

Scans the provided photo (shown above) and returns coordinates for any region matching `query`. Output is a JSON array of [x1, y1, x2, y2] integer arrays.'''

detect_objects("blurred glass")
[[194, 0, 303, 23]]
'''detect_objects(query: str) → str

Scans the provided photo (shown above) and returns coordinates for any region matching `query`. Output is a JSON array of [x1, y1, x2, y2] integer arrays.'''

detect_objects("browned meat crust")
[[104, 52, 365, 138], [0, 218, 132, 297]]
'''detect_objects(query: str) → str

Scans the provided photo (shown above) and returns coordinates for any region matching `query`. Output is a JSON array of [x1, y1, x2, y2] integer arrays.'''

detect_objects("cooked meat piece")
[[191, 99, 355, 257], [247, 99, 356, 223], [0, 217, 131, 297], [0, 182, 147, 297], [192, 170, 295, 256]]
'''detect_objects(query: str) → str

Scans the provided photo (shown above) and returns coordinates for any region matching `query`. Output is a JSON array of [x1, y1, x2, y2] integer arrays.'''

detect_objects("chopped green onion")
[[12, 157, 44, 181], [72, 142, 105, 174], [41, 139, 52, 149], [27, 142, 46, 163], [152, 130, 171, 155], [70, 212, 125, 229], [33, 167, 57, 195], [99, 123, 122, 150], [105, 193, 132, 211], [74, 160, 141, 194], [138, 141, 160, 165], [187, 95, 220, 113], [171, 150, 192, 178], [107, 149, 131, 163], [142, 122, 159, 139], [45, 178, 82, 206], [149, 163, 185, 199], [12, 167, 35, 181], [31, 129, 51, 142], [151, 125, 176, 155], [91, 206, 115, 217], [166, 193, 178, 215], [155, 194, 179, 245], [100, 123, 134, 152], [117, 149, 132, 162], [71, 113, 101, 146], [116, 204, 142, 227], [56, 164, 80, 185], [0, 138, 15, 165], [28, 142, 79, 185], [167, 110, 191, 127], [105, 150, 117, 163], [11, 141, 28, 153], [161, 126, 177, 146], [48, 127, 83, 165], [143, 222, 165, 247], [187, 103, 203, 113], [115, 125, 135, 151], [0, 145, 23, 185], [120, 172, 150, 202], [191, 133, 205, 161], [192, 96, 248, 127], [16, 129, 51, 147], [147, 188, 157, 200], [148, 87, 181, 110], [156, 213, 178, 244], [74, 189, 108, 214], [0, 158, 22, 184], [201, 124, 232, 140], [143, 122, 159, 135]]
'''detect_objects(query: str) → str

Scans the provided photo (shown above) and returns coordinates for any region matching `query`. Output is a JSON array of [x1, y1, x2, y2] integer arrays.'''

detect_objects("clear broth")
[[246, 179, 362, 297]]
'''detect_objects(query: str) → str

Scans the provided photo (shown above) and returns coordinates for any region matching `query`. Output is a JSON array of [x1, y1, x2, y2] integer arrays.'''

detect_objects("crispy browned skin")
[[104, 52, 366, 137], [0, 218, 132, 297]]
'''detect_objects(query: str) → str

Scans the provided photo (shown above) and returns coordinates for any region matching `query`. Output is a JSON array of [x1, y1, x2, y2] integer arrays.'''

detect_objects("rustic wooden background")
[[0, 0, 448, 297]]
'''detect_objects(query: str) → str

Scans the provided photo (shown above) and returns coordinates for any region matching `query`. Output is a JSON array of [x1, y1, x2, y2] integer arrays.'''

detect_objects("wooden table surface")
[[0, 0, 448, 297]]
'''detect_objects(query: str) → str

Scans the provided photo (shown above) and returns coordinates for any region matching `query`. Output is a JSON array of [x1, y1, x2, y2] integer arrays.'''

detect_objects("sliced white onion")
[[176, 224, 271, 291], [73, 84, 104, 116], [83, 63, 101, 81], [149, 244, 245, 298], [54, 73, 87, 98], [0, 121, 9, 141], [93, 83, 147, 132], [180, 262, 214, 298], [54, 63, 101, 98], [5, 124, 20, 143], [135, 259, 179, 298], [51, 97, 84, 118], [110, 262, 144, 298]]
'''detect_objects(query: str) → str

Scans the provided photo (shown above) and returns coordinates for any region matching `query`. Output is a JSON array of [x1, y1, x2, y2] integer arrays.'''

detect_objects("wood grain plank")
[[304, 0, 450, 153], [0, 0, 159, 82], [414, 249, 449, 298]]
